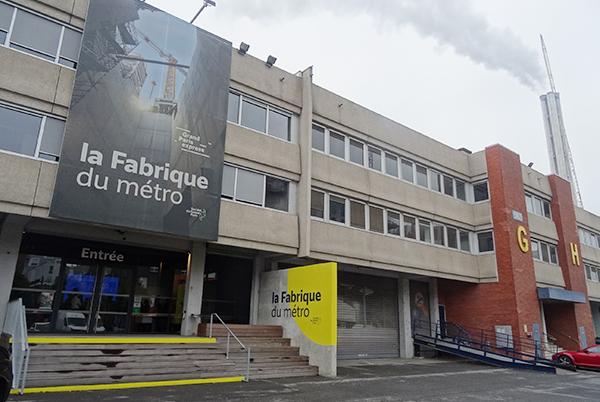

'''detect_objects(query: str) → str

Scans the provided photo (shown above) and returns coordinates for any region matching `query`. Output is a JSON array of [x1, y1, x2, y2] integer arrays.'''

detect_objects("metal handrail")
[[208, 313, 251, 382]]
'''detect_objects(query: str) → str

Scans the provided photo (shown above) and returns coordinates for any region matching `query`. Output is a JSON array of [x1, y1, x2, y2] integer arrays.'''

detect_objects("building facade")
[[1, 0, 600, 364]]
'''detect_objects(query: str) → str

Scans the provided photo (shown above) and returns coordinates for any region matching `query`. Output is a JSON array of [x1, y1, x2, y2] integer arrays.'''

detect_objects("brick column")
[[547, 175, 595, 348]]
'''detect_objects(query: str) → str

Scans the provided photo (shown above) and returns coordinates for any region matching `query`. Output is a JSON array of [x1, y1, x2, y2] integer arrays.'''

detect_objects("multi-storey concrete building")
[[1, 0, 599, 367]]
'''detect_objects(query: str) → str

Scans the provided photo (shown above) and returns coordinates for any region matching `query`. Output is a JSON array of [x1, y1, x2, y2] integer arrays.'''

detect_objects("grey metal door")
[[337, 271, 400, 359]]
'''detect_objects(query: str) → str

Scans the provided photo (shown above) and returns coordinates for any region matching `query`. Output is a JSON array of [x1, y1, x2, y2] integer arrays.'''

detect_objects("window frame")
[[349, 199, 366, 229], [477, 231, 495, 253], [473, 181, 490, 202], [311, 123, 326, 153], [367, 145, 382, 172], [348, 137, 365, 166]]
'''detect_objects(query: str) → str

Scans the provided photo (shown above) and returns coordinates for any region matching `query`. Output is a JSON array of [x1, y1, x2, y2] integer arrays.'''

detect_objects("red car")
[[552, 345, 600, 369]]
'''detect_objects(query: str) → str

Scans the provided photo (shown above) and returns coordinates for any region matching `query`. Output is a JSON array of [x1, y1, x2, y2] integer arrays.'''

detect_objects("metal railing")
[[208, 313, 251, 382], [3, 299, 30, 394]]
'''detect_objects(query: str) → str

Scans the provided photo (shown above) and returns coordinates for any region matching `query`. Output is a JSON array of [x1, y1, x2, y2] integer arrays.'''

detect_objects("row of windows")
[[531, 239, 558, 265], [586, 263, 600, 283], [525, 193, 552, 219], [579, 227, 600, 249], [310, 189, 495, 253], [222, 164, 290, 212], [0, 1, 82, 68], [227, 91, 292, 142], [311, 124, 489, 203], [0, 103, 65, 161]]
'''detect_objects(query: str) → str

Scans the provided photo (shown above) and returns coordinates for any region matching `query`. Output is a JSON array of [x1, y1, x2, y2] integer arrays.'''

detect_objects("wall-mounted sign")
[[512, 210, 523, 222], [50, 0, 232, 240], [258, 262, 337, 377], [517, 225, 529, 253]]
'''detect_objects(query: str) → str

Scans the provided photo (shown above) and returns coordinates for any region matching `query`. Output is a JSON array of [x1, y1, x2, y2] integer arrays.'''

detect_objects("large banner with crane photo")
[[50, 0, 232, 240]]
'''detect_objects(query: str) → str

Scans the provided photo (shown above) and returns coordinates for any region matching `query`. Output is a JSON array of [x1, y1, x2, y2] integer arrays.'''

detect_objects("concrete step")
[[198, 324, 283, 338]]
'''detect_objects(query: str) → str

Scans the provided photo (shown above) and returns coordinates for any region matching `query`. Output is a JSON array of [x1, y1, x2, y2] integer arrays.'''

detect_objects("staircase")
[[197, 324, 318, 379]]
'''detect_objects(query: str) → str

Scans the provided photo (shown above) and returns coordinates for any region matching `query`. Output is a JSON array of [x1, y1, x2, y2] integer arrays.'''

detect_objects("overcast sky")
[[148, 0, 600, 215]]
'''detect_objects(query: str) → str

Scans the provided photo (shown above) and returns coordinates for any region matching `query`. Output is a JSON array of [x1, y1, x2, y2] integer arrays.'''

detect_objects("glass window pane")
[[0, 2, 13, 31], [385, 153, 398, 177], [329, 195, 346, 224], [447, 227, 458, 249], [416, 165, 428, 187], [240, 99, 266, 132], [586, 265, 592, 280], [39, 117, 65, 157], [404, 216, 416, 239], [221, 165, 235, 198], [235, 169, 264, 205], [387, 211, 400, 236], [0, 31, 6, 44], [549, 245, 558, 264], [473, 181, 489, 202], [227, 92, 240, 123], [443, 176, 454, 197], [265, 176, 289, 211], [0, 105, 42, 156], [268, 109, 290, 141], [312, 125, 325, 151], [419, 220, 431, 243], [525, 195, 533, 213], [369, 206, 384, 233], [459, 231, 470, 252], [368, 146, 381, 171], [429, 171, 441, 192], [533, 197, 543, 216], [433, 223, 445, 246], [541, 243, 550, 263], [329, 132, 345, 158], [13, 255, 61, 290], [401, 159, 414, 182], [350, 201, 365, 229], [11, 10, 61, 56], [60, 28, 82, 61], [456, 180, 466, 201], [311, 190, 324, 218], [477, 232, 494, 252], [349, 139, 364, 165], [543, 201, 552, 219], [532, 241, 540, 260]]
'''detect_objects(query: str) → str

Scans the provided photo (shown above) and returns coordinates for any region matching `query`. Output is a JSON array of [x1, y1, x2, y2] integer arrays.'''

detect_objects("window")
[[1, 4, 82, 68], [429, 171, 441, 192], [416, 165, 428, 187], [525, 194, 534, 213], [350, 201, 366, 229], [385, 153, 398, 177], [268, 109, 290, 141], [587, 265, 600, 282], [586, 265, 592, 281], [329, 195, 346, 224], [526, 193, 552, 219], [369, 206, 384, 233], [367, 146, 382, 171], [531, 240, 540, 260], [477, 231, 494, 252], [433, 223, 445, 246], [447, 227, 458, 249], [533, 197, 543, 216], [404, 215, 416, 239], [459, 231, 471, 252], [227, 92, 240, 123], [240, 99, 267, 133], [456, 180, 466, 201], [473, 181, 489, 202], [532, 239, 558, 265], [312, 125, 325, 152], [387, 211, 401, 236], [443, 176, 454, 197], [0, 104, 65, 161], [265, 177, 289, 211], [311, 190, 325, 218], [349, 139, 364, 165], [419, 220, 431, 243], [542, 200, 552, 219], [401, 159, 414, 183], [540, 243, 550, 263], [329, 132, 345, 159], [221, 165, 235, 199], [549, 244, 558, 264], [235, 169, 264, 206]]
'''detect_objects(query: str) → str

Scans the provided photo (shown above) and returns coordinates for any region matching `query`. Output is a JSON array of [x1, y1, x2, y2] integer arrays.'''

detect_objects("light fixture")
[[238, 42, 250, 55], [266, 55, 277, 68], [190, 0, 216, 24], [528, 162, 534, 168]]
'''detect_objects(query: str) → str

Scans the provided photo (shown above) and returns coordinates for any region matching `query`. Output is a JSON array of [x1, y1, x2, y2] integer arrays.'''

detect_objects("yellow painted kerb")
[[27, 337, 217, 344], [10, 376, 245, 394]]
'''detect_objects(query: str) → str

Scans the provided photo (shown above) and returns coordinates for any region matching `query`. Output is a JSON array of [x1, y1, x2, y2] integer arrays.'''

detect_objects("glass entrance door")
[[95, 266, 133, 334], [56, 263, 98, 333]]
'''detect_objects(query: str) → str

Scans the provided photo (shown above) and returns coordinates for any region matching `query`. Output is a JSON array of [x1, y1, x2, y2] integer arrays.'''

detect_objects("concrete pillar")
[[180, 241, 206, 336], [249, 254, 265, 324], [398, 278, 414, 358], [0, 215, 28, 329], [428, 278, 439, 328], [297, 66, 313, 257]]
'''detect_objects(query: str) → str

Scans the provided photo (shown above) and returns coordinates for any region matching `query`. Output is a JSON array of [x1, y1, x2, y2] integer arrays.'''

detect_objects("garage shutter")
[[337, 271, 400, 359]]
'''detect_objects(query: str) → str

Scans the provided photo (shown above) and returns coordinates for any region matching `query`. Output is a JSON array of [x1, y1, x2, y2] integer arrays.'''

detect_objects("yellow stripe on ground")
[[10, 376, 245, 394], [27, 337, 217, 344]]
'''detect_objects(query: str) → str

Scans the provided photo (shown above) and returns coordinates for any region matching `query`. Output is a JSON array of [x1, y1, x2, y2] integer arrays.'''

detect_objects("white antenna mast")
[[540, 35, 556, 92]]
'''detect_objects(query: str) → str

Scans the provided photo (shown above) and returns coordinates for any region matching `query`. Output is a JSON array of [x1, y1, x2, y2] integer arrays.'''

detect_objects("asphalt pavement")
[[9, 357, 600, 401]]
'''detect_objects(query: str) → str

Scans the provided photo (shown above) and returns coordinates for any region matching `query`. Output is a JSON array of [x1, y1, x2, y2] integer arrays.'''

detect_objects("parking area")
[[9, 358, 600, 402]]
